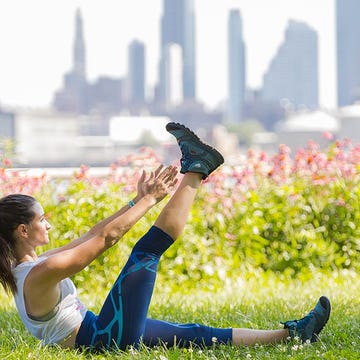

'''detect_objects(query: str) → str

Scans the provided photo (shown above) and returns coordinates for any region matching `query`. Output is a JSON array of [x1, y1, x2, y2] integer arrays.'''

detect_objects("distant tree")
[[140, 130, 157, 147], [226, 120, 265, 146]]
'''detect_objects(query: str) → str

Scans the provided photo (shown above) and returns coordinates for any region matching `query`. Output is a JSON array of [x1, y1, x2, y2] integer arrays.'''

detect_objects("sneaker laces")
[[296, 310, 315, 328]]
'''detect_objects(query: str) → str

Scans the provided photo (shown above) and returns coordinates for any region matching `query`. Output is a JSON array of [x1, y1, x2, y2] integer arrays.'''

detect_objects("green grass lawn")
[[0, 270, 359, 359]]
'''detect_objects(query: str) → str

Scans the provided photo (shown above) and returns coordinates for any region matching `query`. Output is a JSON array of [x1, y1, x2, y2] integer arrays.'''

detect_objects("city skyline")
[[0, 0, 335, 110]]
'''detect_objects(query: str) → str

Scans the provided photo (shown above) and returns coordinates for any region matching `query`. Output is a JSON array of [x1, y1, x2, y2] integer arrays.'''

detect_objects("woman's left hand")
[[136, 165, 178, 202]]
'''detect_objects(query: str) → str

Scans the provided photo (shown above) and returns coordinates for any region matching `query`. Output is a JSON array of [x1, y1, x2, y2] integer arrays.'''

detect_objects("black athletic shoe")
[[282, 296, 331, 343], [166, 122, 224, 179]]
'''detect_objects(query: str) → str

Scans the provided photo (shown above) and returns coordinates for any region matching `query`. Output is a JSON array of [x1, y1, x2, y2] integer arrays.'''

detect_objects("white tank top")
[[12, 256, 87, 345]]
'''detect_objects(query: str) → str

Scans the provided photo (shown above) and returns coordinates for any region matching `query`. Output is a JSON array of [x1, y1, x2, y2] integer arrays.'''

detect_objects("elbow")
[[103, 224, 131, 246]]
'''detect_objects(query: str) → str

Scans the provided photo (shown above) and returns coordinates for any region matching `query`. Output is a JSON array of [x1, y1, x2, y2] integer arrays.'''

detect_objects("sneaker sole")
[[166, 122, 202, 142], [311, 296, 331, 342], [166, 122, 224, 170]]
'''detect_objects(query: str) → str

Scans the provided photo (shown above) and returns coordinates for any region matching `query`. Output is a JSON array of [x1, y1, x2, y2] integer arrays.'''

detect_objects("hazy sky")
[[0, 0, 335, 110]]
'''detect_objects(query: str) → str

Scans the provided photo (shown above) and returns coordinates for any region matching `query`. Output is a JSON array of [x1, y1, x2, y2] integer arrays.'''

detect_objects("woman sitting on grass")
[[0, 122, 330, 350]]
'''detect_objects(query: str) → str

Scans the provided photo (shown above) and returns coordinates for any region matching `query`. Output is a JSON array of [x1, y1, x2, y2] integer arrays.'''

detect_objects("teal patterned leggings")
[[75, 226, 232, 350]]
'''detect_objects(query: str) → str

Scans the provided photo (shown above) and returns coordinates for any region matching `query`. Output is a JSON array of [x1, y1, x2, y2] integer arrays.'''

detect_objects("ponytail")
[[0, 234, 16, 293], [0, 194, 37, 294]]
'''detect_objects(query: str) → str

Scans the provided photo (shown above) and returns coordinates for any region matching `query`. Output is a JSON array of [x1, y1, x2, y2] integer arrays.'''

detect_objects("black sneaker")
[[166, 122, 224, 179], [282, 296, 331, 343]]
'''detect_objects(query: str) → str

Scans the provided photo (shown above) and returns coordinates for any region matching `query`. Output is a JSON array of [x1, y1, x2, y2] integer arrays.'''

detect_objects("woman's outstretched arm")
[[42, 165, 177, 258], [30, 165, 178, 285]]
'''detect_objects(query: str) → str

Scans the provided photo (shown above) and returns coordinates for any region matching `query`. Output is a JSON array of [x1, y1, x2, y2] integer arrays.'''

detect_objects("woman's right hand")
[[136, 165, 178, 204]]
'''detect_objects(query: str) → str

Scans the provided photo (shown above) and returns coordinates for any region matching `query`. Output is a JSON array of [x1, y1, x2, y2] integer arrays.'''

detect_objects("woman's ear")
[[15, 224, 29, 239]]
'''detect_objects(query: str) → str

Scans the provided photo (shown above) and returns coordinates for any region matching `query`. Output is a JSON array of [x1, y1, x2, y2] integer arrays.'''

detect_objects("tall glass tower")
[[159, 0, 196, 103], [73, 8, 86, 80], [227, 9, 246, 123], [53, 8, 88, 113], [336, 0, 360, 106], [128, 40, 146, 104], [262, 20, 318, 110]]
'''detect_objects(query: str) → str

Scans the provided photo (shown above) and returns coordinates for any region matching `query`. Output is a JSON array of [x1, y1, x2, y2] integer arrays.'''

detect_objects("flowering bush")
[[1, 142, 360, 292]]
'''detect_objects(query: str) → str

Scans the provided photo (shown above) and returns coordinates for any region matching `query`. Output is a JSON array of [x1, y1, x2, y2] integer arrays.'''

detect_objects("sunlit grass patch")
[[0, 271, 359, 359]]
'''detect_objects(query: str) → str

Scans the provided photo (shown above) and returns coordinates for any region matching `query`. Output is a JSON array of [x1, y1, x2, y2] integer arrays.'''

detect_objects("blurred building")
[[261, 20, 319, 110], [337, 103, 360, 143], [227, 9, 246, 124], [128, 40, 146, 106], [336, 0, 360, 107], [109, 116, 171, 145], [53, 8, 88, 114], [157, 0, 196, 105], [163, 43, 183, 108], [11, 109, 113, 166], [0, 108, 15, 140], [244, 90, 285, 130], [251, 104, 360, 153], [274, 110, 339, 150], [87, 77, 125, 116], [16, 109, 83, 166], [53, 8, 127, 116], [9, 108, 181, 167]]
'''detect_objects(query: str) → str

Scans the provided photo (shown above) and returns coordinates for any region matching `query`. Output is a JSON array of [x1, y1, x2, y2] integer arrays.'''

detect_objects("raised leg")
[[75, 123, 225, 350], [154, 172, 202, 240]]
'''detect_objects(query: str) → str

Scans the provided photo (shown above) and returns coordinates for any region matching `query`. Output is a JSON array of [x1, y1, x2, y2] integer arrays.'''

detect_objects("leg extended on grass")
[[142, 295, 330, 347]]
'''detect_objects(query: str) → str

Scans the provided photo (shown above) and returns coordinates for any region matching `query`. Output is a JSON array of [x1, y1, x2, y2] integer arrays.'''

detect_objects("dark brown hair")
[[0, 194, 37, 293]]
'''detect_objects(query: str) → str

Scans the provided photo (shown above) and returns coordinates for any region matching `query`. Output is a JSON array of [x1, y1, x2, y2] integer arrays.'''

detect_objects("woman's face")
[[26, 202, 52, 246]]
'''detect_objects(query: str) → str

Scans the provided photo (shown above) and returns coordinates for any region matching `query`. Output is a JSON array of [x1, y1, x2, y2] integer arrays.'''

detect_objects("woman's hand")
[[136, 165, 178, 203]]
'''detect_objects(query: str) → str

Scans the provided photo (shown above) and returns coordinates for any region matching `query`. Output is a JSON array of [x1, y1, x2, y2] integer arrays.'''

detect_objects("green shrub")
[[2, 142, 360, 293]]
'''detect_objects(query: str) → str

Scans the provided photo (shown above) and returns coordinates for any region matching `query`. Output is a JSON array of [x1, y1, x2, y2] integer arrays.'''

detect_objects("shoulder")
[[13, 256, 47, 275]]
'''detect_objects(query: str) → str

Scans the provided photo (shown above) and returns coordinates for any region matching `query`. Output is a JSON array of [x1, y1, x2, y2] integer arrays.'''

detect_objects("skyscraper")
[[227, 9, 246, 123], [73, 8, 86, 80], [261, 20, 319, 110], [158, 0, 196, 104], [164, 43, 183, 107], [336, 0, 360, 107], [53, 8, 88, 113], [128, 40, 146, 105]]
